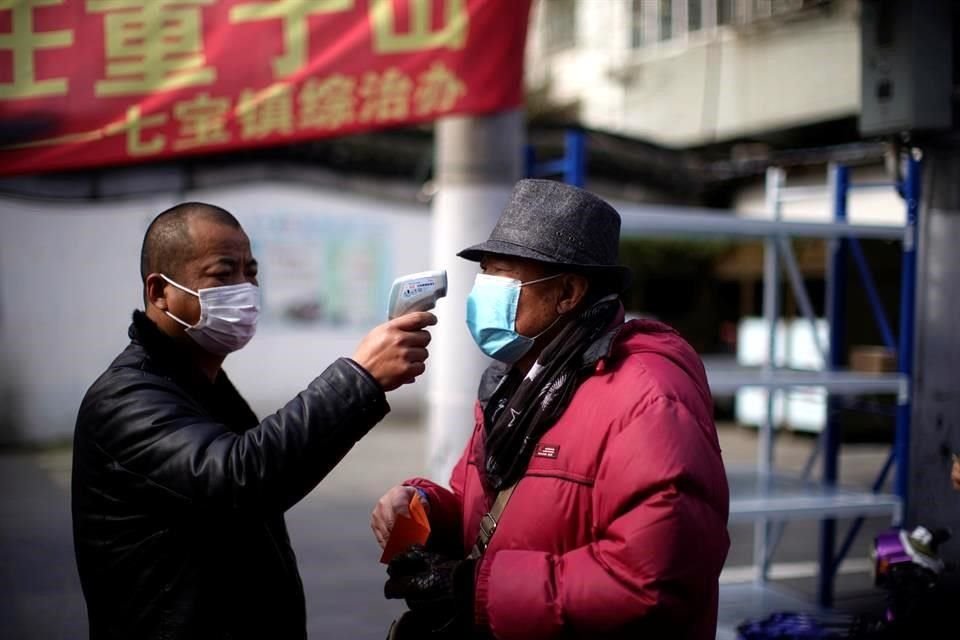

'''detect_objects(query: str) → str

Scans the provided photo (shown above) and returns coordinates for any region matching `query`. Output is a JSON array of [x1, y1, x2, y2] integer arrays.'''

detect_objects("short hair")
[[140, 202, 241, 285]]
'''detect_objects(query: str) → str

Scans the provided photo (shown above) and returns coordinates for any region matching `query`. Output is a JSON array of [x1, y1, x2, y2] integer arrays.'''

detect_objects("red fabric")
[[408, 319, 729, 640], [0, 0, 531, 176]]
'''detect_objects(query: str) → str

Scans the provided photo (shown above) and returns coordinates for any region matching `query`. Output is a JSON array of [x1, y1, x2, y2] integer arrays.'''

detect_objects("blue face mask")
[[466, 273, 562, 363]]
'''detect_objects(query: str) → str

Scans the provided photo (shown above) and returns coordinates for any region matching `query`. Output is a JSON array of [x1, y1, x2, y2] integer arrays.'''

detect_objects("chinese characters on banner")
[[0, 0, 532, 175]]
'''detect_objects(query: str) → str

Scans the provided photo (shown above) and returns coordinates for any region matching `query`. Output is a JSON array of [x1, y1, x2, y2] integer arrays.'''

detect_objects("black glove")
[[384, 545, 476, 615]]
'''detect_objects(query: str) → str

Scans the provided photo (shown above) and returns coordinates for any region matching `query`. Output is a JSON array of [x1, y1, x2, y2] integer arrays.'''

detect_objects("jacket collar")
[[581, 302, 626, 365], [129, 311, 258, 430], [129, 310, 214, 389]]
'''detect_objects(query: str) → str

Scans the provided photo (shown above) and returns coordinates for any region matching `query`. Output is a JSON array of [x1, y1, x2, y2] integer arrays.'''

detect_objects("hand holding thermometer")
[[387, 270, 447, 319]]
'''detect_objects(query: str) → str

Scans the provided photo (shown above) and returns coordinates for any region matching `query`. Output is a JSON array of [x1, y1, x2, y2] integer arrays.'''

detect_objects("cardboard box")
[[849, 346, 897, 374]]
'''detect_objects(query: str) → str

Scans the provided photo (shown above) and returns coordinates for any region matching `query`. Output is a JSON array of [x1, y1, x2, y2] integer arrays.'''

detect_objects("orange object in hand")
[[379, 492, 431, 564]]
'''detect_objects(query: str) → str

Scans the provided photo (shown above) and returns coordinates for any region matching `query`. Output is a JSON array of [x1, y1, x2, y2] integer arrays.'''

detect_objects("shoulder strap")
[[467, 484, 517, 560]]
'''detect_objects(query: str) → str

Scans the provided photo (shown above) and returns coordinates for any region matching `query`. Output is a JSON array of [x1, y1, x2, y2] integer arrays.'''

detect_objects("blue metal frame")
[[895, 154, 921, 507], [525, 129, 587, 187], [819, 165, 849, 607], [819, 155, 921, 606]]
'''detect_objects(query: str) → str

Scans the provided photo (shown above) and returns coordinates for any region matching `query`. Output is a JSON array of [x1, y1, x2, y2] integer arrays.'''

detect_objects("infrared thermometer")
[[387, 270, 447, 319]]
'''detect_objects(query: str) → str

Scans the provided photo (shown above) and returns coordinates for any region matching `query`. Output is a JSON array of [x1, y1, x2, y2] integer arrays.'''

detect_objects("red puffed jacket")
[[407, 317, 730, 640]]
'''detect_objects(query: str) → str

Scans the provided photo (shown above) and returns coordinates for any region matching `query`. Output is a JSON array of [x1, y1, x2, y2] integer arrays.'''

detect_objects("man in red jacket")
[[372, 179, 730, 639]]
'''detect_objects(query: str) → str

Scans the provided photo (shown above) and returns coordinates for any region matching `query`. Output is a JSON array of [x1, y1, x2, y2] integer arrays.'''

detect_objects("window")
[[658, 0, 673, 41], [629, 0, 825, 48], [715, 0, 832, 27], [631, 1, 725, 49], [688, 0, 703, 31], [718, 0, 735, 25], [631, 0, 651, 48], [632, 0, 671, 47]]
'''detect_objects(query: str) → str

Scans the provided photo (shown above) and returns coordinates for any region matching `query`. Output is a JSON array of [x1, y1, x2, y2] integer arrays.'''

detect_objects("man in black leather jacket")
[[72, 202, 435, 639]]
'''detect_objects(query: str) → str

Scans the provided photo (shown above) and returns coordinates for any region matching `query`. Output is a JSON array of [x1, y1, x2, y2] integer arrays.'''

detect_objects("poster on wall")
[[245, 213, 391, 328]]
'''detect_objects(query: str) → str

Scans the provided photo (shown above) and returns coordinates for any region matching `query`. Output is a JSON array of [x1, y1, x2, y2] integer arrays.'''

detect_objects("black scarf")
[[482, 296, 622, 491]]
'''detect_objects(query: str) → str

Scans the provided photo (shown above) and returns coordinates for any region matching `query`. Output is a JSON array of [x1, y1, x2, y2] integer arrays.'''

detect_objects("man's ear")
[[556, 273, 590, 315], [145, 274, 169, 311]]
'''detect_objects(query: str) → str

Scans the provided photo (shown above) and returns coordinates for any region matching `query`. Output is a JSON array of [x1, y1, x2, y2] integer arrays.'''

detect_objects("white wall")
[[0, 196, 161, 444], [0, 183, 435, 445]]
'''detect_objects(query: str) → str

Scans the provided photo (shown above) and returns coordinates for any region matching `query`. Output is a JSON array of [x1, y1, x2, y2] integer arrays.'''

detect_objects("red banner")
[[0, 0, 531, 176]]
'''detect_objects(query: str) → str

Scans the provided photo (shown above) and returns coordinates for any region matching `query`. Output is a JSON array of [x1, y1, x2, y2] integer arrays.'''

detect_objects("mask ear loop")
[[160, 274, 199, 297], [518, 273, 562, 288], [158, 274, 199, 329], [532, 314, 563, 341], [516, 272, 567, 341]]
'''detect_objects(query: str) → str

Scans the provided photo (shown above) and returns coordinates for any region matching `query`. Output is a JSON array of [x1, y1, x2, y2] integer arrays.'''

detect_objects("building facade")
[[528, 0, 858, 147]]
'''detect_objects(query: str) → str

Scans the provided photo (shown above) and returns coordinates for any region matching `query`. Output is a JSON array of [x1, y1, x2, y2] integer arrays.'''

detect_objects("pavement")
[[0, 418, 894, 639]]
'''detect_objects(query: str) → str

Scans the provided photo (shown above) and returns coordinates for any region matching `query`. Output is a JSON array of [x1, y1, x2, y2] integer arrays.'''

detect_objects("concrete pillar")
[[908, 146, 960, 566], [427, 110, 524, 483]]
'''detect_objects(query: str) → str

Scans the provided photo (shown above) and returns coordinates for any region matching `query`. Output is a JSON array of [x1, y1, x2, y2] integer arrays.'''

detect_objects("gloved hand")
[[384, 545, 476, 616]]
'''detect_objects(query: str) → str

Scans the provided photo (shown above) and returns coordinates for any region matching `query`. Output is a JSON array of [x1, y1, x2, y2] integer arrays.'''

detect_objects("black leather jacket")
[[72, 312, 389, 639]]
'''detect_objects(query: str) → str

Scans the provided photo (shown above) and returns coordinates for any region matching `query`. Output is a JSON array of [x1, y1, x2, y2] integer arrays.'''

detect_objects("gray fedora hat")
[[458, 179, 632, 290]]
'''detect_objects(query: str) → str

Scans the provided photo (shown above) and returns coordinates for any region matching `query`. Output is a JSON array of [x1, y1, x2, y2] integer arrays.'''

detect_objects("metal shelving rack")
[[528, 132, 922, 631]]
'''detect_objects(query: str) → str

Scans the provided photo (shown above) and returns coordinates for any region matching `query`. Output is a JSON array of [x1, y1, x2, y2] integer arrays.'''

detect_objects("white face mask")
[[160, 274, 260, 355]]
